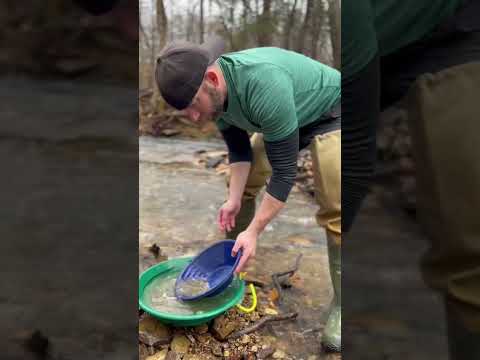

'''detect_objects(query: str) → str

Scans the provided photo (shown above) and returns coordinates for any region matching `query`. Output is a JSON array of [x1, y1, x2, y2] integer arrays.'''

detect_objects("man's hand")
[[218, 199, 241, 233], [231, 229, 257, 273]]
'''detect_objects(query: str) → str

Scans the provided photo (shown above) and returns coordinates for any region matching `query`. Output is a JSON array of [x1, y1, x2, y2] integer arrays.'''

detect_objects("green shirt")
[[342, 0, 465, 79], [216, 47, 340, 142]]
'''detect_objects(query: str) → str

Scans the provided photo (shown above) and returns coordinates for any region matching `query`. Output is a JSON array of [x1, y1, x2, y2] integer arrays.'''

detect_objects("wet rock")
[[165, 351, 181, 360], [146, 349, 168, 360], [139, 316, 172, 346], [194, 324, 209, 334], [268, 288, 280, 303], [287, 235, 314, 247], [183, 355, 203, 360], [241, 334, 250, 344], [250, 312, 261, 322], [257, 346, 275, 359], [264, 308, 279, 316], [206, 155, 225, 168], [272, 349, 286, 359], [194, 333, 211, 344], [161, 129, 181, 137], [170, 334, 191, 354], [211, 341, 223, 356], [212, 315, 237, 340]]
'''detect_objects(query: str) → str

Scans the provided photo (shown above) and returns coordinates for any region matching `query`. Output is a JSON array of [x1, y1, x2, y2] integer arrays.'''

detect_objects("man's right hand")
[[217, 200, 241, 233]]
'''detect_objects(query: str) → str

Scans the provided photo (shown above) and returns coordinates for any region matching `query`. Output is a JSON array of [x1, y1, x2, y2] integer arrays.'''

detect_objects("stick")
[[273, 254, 303, 278], [228, 312, 298, 339], [271, 254, 303, 304]]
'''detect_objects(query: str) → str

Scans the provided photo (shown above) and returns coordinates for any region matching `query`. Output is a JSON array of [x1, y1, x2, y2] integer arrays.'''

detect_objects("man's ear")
[[204, 69, 219, 87]]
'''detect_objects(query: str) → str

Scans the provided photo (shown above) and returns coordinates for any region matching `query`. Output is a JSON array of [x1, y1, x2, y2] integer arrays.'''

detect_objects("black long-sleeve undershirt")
[[220, 106, 340, 203]]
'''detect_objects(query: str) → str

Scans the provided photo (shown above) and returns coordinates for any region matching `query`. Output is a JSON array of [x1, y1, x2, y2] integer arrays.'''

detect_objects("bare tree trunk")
[[310, 1, 325, 59], [257, 0, 272, 46], [229, 0, 235, 48], [156, 0, 168, 49], [328, 0, 341, 69], [154, 0, 169, 112], [282, 0, 298, 49], [199, 0, 204, 43], [295, 0, 314, 54]]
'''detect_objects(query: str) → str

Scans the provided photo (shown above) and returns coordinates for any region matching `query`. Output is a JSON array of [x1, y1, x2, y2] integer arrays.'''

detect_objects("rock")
[[146, 349, 168, 360], [165, 351, 181, 360], [257, 347, 275, 359], [307, 356, 318, 360], [139, 343, 151, 360], [251, 345, 258, 352], [139, 316, 172, 346], [194, 324, 209, 334], [267, 288, 280, 302], [183, 355, 203, 360], [224, 350, 230, 357], [212, 315, 237, 340], [250, 312, 261, 322], [287, 235, 314, 247], [211, 341, 223, 356], [206, 155, 225, 168], [170, 334, 190, 354], [241, 335, 250, 345], [272, 349, 286, 359], [264, 308, 278, 316], [161, 129, 181, 137], [194, 333, 211, 344]]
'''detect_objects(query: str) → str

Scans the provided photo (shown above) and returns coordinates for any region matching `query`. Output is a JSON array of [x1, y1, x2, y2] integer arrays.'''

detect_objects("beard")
[[205, 84, 225, 121]]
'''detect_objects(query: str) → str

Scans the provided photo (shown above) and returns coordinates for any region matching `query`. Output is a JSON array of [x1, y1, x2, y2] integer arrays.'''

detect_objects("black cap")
[[155, 36, 225, 110]]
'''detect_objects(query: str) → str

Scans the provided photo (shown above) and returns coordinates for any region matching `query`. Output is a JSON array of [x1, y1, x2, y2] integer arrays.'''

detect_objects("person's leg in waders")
[[309, 130, 342, 351], [405, 63, 480, 359], [377, 2, 480, 352], [225, 133, 270, 240]]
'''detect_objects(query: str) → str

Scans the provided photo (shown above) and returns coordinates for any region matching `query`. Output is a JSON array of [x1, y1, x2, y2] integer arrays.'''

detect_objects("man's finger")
[[231, 240, 241, 256], [235, 253, 249, 274], [217, 210, 223, 231], [220, 210, 227, 232]]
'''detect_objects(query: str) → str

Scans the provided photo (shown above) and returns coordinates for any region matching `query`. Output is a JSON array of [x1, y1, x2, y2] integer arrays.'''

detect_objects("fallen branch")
[[271, 254, 303, 304], [228, 312, 298, 339]]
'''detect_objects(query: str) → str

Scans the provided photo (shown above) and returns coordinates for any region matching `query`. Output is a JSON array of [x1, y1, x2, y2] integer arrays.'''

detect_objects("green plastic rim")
[[139, 257, 245, 326]]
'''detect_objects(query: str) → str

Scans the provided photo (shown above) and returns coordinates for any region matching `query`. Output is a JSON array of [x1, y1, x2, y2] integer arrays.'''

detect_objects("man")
[[343, 0, 480, 358], [155, 40, 341, 351]]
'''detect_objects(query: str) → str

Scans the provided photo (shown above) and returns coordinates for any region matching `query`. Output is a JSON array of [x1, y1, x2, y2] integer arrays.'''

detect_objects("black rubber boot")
[[322, 232, 341, 352]]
